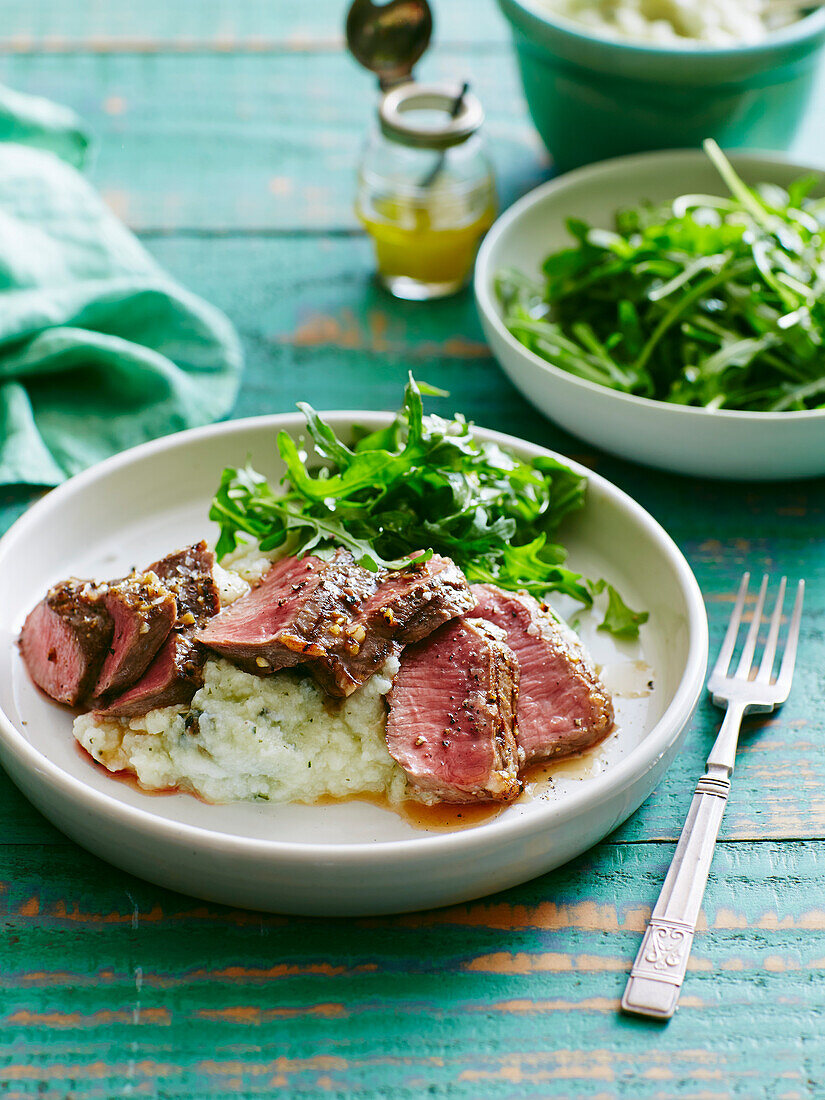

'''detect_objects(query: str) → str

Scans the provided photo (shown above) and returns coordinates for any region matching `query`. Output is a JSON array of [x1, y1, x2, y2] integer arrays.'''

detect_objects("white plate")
[[0, 415, 707, 915], [475, 149, 825, 480]]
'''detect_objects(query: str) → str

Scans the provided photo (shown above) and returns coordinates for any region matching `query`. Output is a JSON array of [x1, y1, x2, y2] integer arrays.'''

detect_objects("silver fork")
[[621, 573, 805, 1021]]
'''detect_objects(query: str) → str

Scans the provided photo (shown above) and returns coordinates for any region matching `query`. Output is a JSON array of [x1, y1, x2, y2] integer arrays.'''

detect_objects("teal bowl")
[[496, 0, 825, 171]]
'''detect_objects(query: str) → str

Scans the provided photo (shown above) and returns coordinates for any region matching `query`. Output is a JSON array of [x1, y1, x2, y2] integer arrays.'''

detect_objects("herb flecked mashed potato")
[[73, 543, 410, 805]]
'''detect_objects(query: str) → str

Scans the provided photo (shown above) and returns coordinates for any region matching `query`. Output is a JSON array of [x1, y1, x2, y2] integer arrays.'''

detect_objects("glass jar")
[[356, 82, 497, 301]]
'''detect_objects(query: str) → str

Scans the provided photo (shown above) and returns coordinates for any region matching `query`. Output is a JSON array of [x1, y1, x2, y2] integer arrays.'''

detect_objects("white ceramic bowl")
[[0, 415, 707, 915], [475, 149, 825, 480]]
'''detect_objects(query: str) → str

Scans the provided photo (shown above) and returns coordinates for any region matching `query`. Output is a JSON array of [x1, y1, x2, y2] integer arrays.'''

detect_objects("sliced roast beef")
[[295, 550, 397, 696], [309, 552, 475, 695], [362, 553, 475, 645], [470, 584, 613, 762], [99, 542, 220, 717], [150, 542, 220, 624], [385, 617, 521, 804], [194, 552, 329, 675], [308, 551, 475, 696], [92, 573, 177, 699], [20, 580, 113, 706], [196, 550, 475, 697], [195, 549, 387, 696], [96, 632, 204, 715]]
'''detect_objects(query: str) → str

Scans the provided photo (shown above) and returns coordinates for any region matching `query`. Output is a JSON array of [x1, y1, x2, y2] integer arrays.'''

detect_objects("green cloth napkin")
[[0, 87, 242, 487]]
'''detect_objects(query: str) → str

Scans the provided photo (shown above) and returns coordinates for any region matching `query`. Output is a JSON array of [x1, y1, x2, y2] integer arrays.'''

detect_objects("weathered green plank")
[[1, 233, 823, 849], [1, 39, 824, 234], [0, 50, 547, 232], [0, 0, 506, 50], [1, 840, 824, 1097]]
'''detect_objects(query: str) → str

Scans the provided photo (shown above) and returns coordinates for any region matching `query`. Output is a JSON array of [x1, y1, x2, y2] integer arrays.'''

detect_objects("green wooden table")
[[2, 3, 825, 1096]]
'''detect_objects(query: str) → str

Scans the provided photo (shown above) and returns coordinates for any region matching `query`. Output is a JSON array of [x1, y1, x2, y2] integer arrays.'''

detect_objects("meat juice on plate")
[[319, 599, 657, 833], [520, 606, 656, 807], [385, 634, 656, 831]]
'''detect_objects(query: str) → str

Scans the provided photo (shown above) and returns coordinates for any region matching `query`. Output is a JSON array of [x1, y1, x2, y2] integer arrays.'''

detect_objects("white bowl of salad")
[[474, 143, 825, 480]]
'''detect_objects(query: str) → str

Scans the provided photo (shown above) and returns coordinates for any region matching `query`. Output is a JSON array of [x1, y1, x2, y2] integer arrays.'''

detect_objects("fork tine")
[[756, 576, 786, 684], [711, 572, 750, 680], [735, 573, 768, 680], [775, 579, 805, 695]]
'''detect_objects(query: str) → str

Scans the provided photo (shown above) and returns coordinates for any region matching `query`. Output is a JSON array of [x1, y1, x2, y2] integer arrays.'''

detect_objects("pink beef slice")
[[470, 584, 613, 762], [99, 542, 220, 717], [310, 551, 476, 696], [92, 572, 177, 700], [196, 550, 474, 698], [195, 549, 386, 697], [320, 551, 475, 694], [385, 617, 521, 804], [20, 580, 114, 706], [362, 553, 475, 644]]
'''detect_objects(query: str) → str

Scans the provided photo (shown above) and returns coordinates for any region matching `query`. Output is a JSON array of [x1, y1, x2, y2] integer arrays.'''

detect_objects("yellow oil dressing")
[[356, 83, 495, 299], [358, 192, 496, 290]]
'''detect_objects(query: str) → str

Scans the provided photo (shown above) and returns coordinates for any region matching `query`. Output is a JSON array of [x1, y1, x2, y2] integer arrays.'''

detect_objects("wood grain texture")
[[1, 2, 825, 1096], [2, 841, 825, 1097], [0, 50, 547, 232], [0, 28, 822, 235], [0, 0, 505, 50]]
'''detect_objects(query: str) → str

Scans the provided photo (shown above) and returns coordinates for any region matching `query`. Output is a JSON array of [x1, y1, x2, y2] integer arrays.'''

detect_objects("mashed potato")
[[73, 542, 412, 805], [537, 0, 800, 45], [219, 538, 281, 587], [74, 655, 408, 804]]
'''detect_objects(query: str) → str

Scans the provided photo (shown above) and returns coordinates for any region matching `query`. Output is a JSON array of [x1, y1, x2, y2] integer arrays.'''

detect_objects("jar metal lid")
[[379, 81, 484, 149]]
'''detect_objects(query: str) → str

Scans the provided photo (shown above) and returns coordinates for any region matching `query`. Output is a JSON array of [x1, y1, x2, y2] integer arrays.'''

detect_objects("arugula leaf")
[[497, 140, 825, 412], [589, 580, 649, 638], [210, 376, 644, 637]]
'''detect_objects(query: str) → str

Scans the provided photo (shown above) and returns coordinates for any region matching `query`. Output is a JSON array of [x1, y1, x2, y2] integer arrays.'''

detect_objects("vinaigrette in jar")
[[356, 82, 496, 300]]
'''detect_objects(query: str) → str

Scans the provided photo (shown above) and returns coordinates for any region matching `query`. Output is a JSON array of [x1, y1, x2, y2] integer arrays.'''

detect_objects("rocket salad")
[[210, 376, 647, 639], [497, 140, 825, 413]]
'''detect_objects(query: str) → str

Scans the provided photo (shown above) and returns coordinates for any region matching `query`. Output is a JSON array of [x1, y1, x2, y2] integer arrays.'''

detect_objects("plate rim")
[[474, 146, 825, 424], [0, 412, 709, 862]]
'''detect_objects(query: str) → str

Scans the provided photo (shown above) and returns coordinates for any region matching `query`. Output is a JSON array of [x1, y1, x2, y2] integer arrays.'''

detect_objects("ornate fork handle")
[[621, 770, 730, 1019], [622, 576, 804, 1020]]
